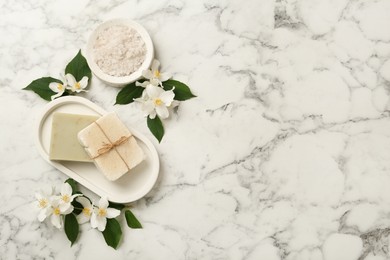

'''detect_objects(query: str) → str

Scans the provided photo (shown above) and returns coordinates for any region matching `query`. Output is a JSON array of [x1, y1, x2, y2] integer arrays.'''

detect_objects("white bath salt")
[[93, 25, 146, 77]]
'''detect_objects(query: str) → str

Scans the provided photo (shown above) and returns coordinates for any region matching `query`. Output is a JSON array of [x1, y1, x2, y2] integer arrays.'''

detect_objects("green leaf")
[[23, 77, 61, 101], [65, 178, 78, 194], [65, 50, 91, 82], [102, 218, 122, 249], [115, 81, 144, 105], [147, 116, 164, 142], [72, 200, 83, 215], [64, 214, 79, 246], [162, 79, 196, 101], [108, 202, 126, 211], [125, 210, 142, 229]]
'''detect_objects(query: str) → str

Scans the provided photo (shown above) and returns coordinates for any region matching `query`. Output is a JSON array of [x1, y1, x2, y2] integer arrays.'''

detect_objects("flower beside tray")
[[36, 179, 142, 249]]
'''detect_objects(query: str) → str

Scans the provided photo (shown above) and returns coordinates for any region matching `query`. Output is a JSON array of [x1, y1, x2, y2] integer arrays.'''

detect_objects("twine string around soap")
[[91, 122, 131, 170], [96, 136, 129, 155]]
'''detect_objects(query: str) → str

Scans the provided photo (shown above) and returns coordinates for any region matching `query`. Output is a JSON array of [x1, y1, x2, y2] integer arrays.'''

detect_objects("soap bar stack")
[[49, 112, 144, 181], [78, 113, 144, 181]]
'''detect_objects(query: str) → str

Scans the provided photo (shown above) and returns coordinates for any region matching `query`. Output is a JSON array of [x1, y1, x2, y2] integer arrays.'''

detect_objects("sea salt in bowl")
[[86, 19, 154, 87]]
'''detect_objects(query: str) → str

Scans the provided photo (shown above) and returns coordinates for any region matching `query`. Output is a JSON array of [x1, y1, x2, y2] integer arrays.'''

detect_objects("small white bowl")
[[86, 19, 154, 87]]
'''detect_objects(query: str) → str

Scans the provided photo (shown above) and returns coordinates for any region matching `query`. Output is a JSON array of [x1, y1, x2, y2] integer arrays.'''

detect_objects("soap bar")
[[50, 113, 99, 162], [78, 112, 144, 181]]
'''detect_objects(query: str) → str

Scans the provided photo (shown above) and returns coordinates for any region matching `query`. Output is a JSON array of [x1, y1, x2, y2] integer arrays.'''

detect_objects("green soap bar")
[[49, 112, 99, 162]]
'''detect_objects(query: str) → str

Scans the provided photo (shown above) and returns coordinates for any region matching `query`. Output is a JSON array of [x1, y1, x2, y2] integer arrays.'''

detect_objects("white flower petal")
[[141, 88, 150, 99], [98, 197, 109, 209], [159, 90, 175, 106], [59, 202, 71, 212], [73, 88, 83, 93], [61, 183, 72, 196], [97, 217, 107, 232], [79, 76, 89, 89], [50, 199, 60, 208], [61, 204, 74, 215], [50, 92, 63, 101], [150, 78, 161, 87], [59, 73, 67, 85], [47, 186, 55, 196], [77, 212, 90, 224], [106, 208, 120, 219], [76, 197, 91, 208], [38, 208, 49, 222], [51, 214, 62, 229], [156, 105, 169, 119], [49, 82, 61, 93], [35, 192, 43, 200], [146, 85, 164, 99], [70, 193, 82, 202], [70, 192, 81, 198], [149, 110, 157, 119], [65, 74, 76, 86], [90, 212, 98, 229], [159, 73, 171, 82], [136, 81, 150, 88], [142, 70, 153, 79], [134, 97, 144, 104], [142, 100, 155, 115], [151, 59, 160, 72]]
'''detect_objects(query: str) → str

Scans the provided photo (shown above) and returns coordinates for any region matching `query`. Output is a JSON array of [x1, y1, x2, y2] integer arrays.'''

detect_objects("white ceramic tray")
[[35, 96, 159, 203]]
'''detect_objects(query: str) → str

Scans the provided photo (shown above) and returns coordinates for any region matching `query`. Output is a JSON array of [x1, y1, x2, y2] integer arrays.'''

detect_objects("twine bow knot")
[[93, 135, 130, 158]]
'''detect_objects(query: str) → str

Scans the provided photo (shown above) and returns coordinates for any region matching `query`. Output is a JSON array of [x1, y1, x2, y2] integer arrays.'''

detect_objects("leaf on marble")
[[115, 81, 144, 105], [147, 115, 164, 142], [108, 201, 126, 211], [162, 79, 196, 101], [65, 50, 91, 82], [64, 213, 79, 246], [23, 77, 61, 101], [125, 210, 142, 229], [102, 218, 122, 249]]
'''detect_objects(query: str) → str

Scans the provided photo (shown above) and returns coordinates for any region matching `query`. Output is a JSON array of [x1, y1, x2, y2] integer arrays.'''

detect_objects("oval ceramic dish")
[[35, 96, 159, 203], [86, 19, 154, 87]]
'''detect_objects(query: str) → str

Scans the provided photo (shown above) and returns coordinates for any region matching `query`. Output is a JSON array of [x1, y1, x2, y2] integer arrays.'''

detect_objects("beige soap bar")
[[78, 112, 145, 181], [50, 113, 99, 162]]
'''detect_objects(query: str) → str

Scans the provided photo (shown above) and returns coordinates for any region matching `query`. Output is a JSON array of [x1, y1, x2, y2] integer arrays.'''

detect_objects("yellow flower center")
[[154, 70, 160, 78], [62, 194, 70, 203], [53, 207, 61, 216], [58, 84, 64, 91], [75, 82, 81, 89], [98, 208, 107, 217], [38, 199, 48, 208], [154, 98, 162, 106], [83, 207, 91, 216]]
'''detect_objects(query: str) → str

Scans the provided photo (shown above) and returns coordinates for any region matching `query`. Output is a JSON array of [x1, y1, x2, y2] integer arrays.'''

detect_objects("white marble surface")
[[1, 0, 390, 259]]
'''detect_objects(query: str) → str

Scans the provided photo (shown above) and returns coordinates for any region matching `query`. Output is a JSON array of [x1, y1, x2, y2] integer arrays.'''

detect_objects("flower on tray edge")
[[23, 50, 91, 101], [115, 58, 196, 143], [34, 178, 142, 249]]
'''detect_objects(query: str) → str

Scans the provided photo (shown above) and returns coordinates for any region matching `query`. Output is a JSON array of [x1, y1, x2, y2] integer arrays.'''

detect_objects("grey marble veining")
[[1, 0, 390, 259]]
